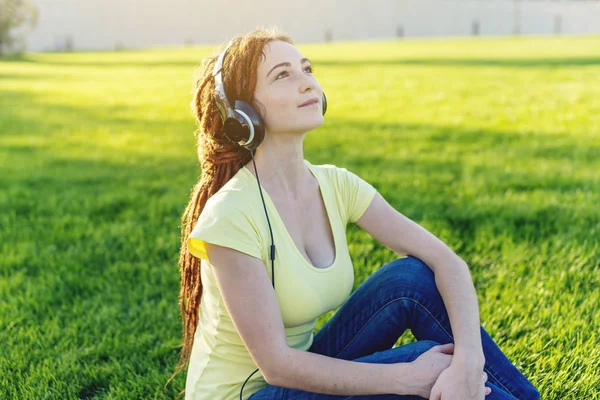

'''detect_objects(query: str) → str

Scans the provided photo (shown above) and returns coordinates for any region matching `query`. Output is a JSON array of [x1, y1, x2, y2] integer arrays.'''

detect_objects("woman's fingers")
[[482, 372, 491, 396]]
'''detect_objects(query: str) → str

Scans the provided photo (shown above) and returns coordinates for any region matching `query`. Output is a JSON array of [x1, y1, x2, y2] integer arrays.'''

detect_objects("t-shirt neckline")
[[241, 159, 339, 273]]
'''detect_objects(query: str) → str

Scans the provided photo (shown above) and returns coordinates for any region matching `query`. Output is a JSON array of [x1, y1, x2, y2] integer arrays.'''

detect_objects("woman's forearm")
[[268, 347, 418, 396], [433, 259, 485, 364]]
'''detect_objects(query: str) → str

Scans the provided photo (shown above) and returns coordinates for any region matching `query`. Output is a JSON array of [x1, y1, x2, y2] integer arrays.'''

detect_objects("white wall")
[[24, 0, 600, 52]]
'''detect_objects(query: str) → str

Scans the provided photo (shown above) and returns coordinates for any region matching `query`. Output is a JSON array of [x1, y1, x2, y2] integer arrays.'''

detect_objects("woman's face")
[[252, 40, 324, 135]]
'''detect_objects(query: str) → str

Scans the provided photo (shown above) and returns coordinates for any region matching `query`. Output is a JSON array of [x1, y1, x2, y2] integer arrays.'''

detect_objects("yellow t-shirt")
[[185, 159, 377, 400]]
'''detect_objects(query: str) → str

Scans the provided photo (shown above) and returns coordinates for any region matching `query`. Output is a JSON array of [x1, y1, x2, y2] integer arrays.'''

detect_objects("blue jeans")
[[248, 256, 540, 399]]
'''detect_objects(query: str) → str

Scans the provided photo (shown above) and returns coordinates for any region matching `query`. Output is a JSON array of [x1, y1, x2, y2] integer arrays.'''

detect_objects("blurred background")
[[2, 0, 600, 54], [1, 1, 599, 399]]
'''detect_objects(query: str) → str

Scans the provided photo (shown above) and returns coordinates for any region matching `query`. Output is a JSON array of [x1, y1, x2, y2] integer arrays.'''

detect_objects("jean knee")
[[357, 255, 438, 308], [382, 255, 436, 287]]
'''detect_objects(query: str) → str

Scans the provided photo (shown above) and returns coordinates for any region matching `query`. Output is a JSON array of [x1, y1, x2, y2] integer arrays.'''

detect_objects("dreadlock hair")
[[164, 26, 294, 398]]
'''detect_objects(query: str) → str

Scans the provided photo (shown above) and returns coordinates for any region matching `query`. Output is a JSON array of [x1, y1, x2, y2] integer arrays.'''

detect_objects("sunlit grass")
[[1, 34, 599, 398]]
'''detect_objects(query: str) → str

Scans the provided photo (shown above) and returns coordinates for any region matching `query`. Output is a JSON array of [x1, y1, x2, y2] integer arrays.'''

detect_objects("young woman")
[[171, 27, 540, 400]]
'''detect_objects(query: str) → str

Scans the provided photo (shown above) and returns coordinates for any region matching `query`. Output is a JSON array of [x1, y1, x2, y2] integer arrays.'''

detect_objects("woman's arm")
[[271, 346, 416, 396]]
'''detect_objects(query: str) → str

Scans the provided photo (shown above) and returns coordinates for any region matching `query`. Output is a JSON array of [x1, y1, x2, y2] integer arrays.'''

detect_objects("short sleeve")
[[334, 166, 378, 224], [187, 193, 264, 262]]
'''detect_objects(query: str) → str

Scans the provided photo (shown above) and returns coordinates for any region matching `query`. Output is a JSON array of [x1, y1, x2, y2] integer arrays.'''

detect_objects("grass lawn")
[[1, 34, 599, 399]]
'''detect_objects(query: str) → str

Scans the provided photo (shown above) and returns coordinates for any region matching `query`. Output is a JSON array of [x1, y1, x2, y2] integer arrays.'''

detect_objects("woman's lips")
[[299, 100, 319, 108]]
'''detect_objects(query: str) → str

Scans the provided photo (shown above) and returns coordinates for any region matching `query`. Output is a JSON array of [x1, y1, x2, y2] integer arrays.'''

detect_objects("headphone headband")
[[212, 41, 235, 124]]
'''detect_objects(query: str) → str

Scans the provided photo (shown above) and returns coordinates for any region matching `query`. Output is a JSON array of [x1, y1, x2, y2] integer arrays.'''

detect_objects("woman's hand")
[[401, 343, 491, 399], [430, 360, 492, 400]]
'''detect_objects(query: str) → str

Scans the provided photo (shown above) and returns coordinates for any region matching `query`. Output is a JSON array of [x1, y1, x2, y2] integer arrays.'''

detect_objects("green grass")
[[1, 34, 599, 398]]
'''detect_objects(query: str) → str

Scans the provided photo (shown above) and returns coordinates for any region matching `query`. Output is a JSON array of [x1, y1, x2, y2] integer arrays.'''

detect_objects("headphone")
[[211, 40, 327, 399], [212, 39, 327, 151]]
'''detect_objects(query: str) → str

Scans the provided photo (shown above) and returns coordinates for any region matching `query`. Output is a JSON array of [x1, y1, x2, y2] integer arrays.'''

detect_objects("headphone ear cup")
[[322, 92, 327, 116], [222, 100, 265, 151]]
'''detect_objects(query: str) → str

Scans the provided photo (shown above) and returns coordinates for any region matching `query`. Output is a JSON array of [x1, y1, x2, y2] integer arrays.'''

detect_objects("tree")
[[0, 0, 38, 57]]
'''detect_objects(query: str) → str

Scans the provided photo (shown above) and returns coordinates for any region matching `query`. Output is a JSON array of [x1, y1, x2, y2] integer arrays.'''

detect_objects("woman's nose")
[[301, 80, 315, 93], [299, 72, 316, 92]]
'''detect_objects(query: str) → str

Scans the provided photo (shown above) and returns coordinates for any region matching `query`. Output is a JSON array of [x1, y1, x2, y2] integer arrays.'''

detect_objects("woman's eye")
[[275, 66, 314, 80]]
